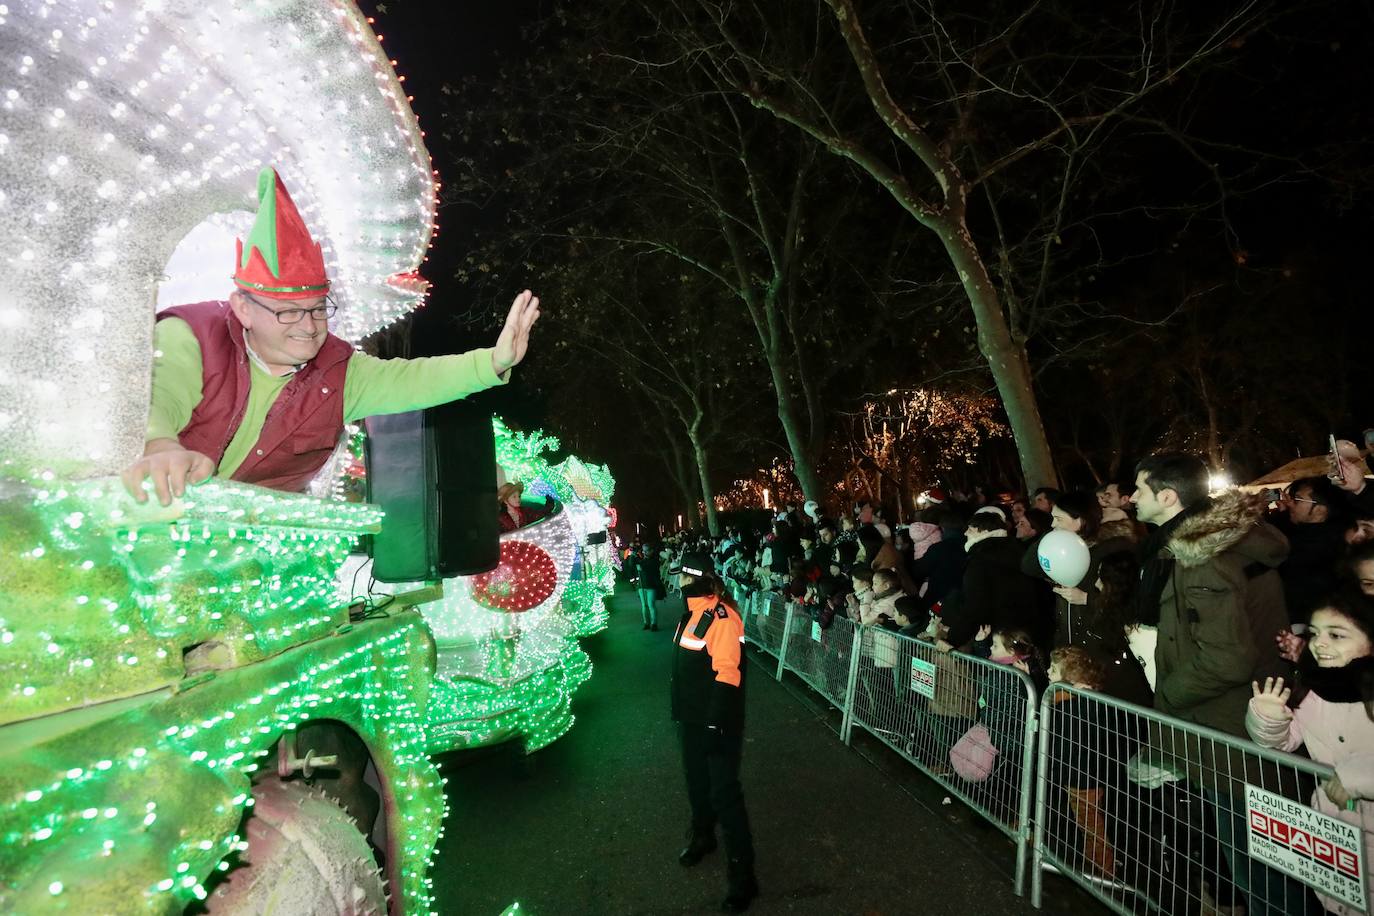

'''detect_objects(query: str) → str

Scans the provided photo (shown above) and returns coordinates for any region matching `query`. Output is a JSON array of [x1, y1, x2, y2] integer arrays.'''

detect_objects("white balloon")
[[1037, 529, 1092, 588]]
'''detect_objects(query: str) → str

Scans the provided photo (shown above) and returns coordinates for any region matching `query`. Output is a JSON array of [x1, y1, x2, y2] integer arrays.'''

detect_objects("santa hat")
[[233, 168, 329, 300], [925, 487, 947, 504]]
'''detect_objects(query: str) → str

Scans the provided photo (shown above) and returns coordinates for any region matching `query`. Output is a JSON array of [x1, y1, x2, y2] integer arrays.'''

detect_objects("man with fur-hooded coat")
[[1134, 468, 1291, 734], [1134, 455, 1310, 912]]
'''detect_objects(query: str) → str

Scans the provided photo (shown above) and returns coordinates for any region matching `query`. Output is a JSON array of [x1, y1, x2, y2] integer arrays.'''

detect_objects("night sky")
[[354, 1, 1374, 531]]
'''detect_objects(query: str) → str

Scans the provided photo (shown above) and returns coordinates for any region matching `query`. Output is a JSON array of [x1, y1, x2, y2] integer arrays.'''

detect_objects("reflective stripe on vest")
[[679, 636, 707, 650]]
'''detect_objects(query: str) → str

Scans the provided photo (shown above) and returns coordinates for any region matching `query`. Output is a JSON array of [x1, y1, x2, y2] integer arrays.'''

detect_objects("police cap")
[[673, 551, 715, 578]]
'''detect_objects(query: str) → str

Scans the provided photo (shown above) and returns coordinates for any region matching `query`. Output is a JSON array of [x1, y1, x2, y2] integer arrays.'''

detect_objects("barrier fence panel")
[[753, 592, 789, 666], [778, 602, 861, 715], [730, 580, 765, 648], [1031, 685, 1350, 916], [844, 626, 1040, 895]]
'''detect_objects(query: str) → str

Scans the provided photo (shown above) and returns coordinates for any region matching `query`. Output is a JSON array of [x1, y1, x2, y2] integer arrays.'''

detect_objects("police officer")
[[670, 551, 758, 912]]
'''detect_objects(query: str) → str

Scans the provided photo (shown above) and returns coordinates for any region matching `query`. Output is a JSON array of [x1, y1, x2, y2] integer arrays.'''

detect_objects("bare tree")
[[628, 0, 1275, 490]]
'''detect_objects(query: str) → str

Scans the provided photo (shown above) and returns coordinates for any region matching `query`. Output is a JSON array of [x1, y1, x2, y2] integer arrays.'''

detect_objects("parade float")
[[0, 1, 448, 912], [404, 419, 618, 754]]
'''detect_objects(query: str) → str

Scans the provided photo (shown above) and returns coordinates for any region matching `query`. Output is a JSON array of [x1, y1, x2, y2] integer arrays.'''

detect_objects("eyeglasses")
[[244, 292, 338, 324]]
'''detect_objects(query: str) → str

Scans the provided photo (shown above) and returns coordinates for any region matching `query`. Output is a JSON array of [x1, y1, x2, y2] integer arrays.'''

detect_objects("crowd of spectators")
[[624, 447, 1374, 913]]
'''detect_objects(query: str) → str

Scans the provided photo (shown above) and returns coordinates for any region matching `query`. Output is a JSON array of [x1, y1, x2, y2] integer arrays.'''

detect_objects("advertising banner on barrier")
[[1245, 783, 1367, 911], [909, 656, 936, 699]]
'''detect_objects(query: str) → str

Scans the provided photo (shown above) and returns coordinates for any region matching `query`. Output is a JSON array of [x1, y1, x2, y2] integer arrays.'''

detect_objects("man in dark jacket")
[[1133, 453, 1305, 916], [670, 552, 757, 913], [1271, 475, 1347, 623], [938, 512, 1045, 653]]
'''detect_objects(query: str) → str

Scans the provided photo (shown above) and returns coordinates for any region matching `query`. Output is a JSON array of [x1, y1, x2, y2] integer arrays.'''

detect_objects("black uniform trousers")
[[678, 721, 754, 867]]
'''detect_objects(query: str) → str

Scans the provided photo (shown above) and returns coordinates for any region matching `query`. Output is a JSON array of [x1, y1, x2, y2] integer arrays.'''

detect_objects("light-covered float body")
[[0, 1, 447, 912], [348, 419, 618, 754]]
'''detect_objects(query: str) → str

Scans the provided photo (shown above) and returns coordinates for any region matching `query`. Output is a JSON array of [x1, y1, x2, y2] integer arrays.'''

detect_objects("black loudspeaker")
[[364, 399, 500, 582]]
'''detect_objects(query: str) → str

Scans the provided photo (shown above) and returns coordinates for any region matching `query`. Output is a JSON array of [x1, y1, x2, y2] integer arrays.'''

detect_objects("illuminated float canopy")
[[0, 0, 437, 477], [0, 1, 446, 912]]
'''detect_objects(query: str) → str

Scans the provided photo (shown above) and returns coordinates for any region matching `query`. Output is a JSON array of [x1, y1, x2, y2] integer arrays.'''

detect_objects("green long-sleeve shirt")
[[147, 317, 508, 478]]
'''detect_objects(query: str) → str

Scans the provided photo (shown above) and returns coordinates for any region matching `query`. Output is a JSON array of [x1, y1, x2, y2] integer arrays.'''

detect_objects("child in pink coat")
[[1247, 590, 1374, 916]]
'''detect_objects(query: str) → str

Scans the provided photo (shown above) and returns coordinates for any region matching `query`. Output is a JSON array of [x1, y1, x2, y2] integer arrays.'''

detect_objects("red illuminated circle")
[[470, 540, 558, 612]]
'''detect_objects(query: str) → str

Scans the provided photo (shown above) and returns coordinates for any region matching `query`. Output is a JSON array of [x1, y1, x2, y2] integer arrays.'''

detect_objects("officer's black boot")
[[677, 826, 717, 866], [720, 858, 758, 913]]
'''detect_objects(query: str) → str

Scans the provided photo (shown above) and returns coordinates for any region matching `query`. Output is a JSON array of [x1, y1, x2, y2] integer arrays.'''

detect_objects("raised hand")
[[1251, 676, 1293, 720], [1331, 439, 1367, 493], [491, 289, 541, 377], [1275, 628, 1306, 664]]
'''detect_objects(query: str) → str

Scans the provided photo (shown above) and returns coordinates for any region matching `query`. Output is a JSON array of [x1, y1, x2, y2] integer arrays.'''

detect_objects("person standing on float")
[[121, 167, 540, 504], [670, 551, 758, 913]]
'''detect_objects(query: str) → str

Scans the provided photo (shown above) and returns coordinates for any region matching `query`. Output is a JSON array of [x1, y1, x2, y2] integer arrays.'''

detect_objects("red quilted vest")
[[156, 300, 353, 493]]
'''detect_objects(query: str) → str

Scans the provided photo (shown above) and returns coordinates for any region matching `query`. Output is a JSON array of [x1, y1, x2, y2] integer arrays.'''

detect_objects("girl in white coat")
[[1247, 589, 1374, 916]]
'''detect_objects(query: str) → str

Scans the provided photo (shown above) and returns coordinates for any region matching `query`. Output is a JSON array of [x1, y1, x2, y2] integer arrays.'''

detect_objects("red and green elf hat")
[[232, 167, 330, 300]]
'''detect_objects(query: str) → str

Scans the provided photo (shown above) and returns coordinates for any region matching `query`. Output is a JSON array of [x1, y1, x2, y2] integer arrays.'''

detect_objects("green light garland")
[[0, 474, 443, 914], [397, 419, 617, 755]]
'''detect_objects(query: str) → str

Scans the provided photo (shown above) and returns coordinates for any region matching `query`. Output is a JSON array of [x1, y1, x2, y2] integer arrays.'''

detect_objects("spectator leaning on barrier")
[[866, 569, 907, 627], [938, 510, 1045, 655], [912, 506, 969, 616], [1132, 454, 1292, 729], [1022, 490, 1135, 652], [1082, 551, 1156, 705], [1045, 647, 1137, 879], [1134, 453, 1307, 916], [858, 524, 918, 596], [845, 567, 876, 622], [906, 507, 944, 559], [1247, 588, 1374, 916]]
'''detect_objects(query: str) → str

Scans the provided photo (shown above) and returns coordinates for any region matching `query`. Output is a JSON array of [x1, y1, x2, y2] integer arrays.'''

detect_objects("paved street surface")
[[430, 584, 1093, 915]]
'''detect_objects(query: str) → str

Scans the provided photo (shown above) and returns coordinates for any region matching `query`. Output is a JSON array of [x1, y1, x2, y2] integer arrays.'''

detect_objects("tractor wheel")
[[205, 778, 387, 916]]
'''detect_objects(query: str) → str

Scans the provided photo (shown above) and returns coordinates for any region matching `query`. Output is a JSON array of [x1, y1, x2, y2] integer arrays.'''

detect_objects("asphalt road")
[[429, 583, 1094, 916]]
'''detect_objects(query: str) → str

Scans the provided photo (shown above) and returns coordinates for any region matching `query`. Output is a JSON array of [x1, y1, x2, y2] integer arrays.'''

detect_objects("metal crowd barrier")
[[1031, 684, 1354, 916], [779, 601, 861, 715], [719, 582, 1040, 896], [738, 589, 788, 670], [709, 583, 1367, 912], [841, 621, 1041, 895]]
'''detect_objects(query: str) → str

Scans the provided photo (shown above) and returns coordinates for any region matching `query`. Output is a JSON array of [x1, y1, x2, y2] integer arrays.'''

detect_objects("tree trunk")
[[764, 353, 825, 502], [687, 413, 720, 536], [690, 437, 720, 536], [668, 436, 701, 529], [938, 224, 1059, 492]]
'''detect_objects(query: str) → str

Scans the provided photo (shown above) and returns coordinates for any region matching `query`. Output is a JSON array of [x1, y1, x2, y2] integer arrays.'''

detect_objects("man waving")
[[122, 167, 539, 504]]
